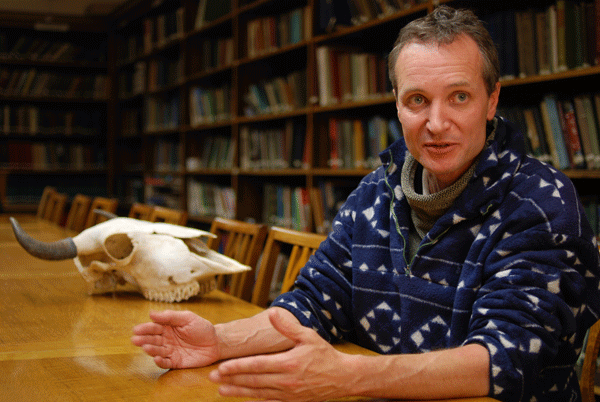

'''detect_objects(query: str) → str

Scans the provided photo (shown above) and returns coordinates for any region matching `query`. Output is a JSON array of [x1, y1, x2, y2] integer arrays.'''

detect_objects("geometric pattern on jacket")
[[272, 116, 600, 402]]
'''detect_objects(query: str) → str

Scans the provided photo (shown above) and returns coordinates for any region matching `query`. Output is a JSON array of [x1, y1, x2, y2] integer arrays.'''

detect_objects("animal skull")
[[10, 217, 250, 302]]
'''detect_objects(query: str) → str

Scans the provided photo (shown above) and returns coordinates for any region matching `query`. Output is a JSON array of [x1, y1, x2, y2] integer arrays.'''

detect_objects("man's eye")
[[409, 95, 424, 105], [454, 92, 468, 102]]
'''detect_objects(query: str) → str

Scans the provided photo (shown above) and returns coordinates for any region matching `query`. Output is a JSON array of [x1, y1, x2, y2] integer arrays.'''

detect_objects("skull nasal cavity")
[[104, 233, 134, 260]]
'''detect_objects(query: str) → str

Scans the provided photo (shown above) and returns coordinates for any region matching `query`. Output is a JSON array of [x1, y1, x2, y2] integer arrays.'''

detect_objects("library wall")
[[3, 0, 600, 233], [110, 0, 600, 235]]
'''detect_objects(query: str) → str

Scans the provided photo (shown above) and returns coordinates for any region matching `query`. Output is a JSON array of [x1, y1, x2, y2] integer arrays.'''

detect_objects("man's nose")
[[426, 101, 451, 133]]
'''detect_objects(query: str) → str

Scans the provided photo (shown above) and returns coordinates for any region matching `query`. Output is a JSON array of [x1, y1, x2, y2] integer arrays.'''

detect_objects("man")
[[132, 6, 600, 401]]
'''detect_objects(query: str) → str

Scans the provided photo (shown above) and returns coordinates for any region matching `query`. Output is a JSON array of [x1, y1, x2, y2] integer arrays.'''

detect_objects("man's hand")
[[208, 308, 357, 402], [131, 310, 221, 369]]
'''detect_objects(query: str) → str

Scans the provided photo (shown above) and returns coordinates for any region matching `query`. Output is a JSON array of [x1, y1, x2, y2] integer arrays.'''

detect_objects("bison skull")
[[10, 217, 250, 302]]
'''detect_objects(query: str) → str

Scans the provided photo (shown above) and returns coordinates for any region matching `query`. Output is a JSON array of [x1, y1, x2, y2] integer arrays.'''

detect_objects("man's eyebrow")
[[400, 80, 472, 96]]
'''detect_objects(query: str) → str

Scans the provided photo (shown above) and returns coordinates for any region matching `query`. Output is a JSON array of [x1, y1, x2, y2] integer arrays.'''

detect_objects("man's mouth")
[[425, 143, 456, 154]]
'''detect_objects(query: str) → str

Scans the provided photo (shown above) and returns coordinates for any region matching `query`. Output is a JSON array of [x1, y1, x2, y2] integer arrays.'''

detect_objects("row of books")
[[145, 94, 180, 132], [0, 33, 105, 62], [1, 142, 106, 170], [148, 58, 182, 92], [239, 120, 307, 170], [1, 105, 104, 136], [187, 180, 236, 219], [262, 181, 356, 234], [263, 185, 312, 233], [345, 0, 428, 25], [195, 0, 231, 29], [485, 1, 598, 80], [144, 175, 183, 210], [189, 84, 232, 126], [154, 140, 181, 172], [197, 37, 234, 72], [316, 46, 391, 107], [246, 6, 312, 59], [0, 68, 107, 100], [148, 7, 184, 51], [118, 61, 146, 98], [327, 115, 402, 169], [499, 92, 600, 170], [186, 135, 235, 170], [243, 69, 307, 116], [117, 7, 184, 65], [318, 0, 427, 33]]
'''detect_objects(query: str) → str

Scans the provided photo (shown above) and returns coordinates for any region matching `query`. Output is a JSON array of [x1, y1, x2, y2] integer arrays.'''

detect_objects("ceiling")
[[0, 0, 128, 16]]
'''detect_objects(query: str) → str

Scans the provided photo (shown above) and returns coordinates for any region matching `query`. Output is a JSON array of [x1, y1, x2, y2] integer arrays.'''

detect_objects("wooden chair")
[[128, 203, 154, 221], [206, 217, 268, 302], [148, 206, 188, 225], [84, 197, 119, 229], [36, 186, 56, 219], [42, 191, 68, 225], [251, 226, 327, 308], [65, 194, 92, 233], [580, 319, 600, 401]]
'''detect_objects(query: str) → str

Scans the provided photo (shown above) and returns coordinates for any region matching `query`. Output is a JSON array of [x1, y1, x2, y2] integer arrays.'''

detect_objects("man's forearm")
[[214, 307, 296, 361], [345, 343, 490, 400]]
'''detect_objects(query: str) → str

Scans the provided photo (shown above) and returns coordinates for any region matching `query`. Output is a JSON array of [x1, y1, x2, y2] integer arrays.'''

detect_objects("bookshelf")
[[0, 12, 110, 212], [109, 0, 600, 233]]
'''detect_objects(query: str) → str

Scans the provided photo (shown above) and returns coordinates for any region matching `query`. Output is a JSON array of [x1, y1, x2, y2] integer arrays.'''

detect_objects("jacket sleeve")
[[463, 174, 600, 401]]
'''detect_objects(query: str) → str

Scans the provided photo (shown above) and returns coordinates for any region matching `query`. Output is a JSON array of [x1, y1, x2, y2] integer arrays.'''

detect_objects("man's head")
[[388, 5, 499, 96], [390, 6, 501, 190]]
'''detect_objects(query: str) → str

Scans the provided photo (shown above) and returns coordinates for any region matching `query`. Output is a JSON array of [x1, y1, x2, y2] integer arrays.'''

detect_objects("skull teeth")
[[142, 278, 216, 303]]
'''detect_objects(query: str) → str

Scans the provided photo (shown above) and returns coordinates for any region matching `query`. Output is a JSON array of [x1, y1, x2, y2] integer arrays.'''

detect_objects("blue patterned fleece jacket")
[[272, 116, 600, 402]]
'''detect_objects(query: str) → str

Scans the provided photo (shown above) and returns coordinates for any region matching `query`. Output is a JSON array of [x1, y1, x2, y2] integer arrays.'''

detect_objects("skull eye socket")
[[104, 233, 134, 260]]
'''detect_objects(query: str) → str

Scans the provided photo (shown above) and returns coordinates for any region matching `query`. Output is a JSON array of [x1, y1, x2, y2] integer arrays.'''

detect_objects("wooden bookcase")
[[109, 0, 600, 232], [0, 12, 110, 212]]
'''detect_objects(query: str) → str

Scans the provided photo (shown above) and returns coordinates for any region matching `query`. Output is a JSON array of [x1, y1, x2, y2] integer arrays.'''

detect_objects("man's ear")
[[486, 82, 501, 120], [393, 89, 401, 114]]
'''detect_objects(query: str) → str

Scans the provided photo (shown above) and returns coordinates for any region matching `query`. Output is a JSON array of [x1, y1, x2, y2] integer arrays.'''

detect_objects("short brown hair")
[[388, 5, 499, 95]]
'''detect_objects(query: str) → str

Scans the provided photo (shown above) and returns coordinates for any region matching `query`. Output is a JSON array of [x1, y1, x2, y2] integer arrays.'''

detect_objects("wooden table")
[[0, 215, 498, 402]]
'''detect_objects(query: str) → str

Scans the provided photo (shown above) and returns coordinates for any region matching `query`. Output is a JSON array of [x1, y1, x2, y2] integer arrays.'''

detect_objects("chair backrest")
[[580, 319, 600, 402], [148, 206, 188, 225], [251, 226, 327, 308], [42, 192, 68, 225], [84, 197, 119, 229], [36, 186, 56, 219], [65, 194, 92, 232], [128, 203, 154, 221], [206, 217, 268, 302]]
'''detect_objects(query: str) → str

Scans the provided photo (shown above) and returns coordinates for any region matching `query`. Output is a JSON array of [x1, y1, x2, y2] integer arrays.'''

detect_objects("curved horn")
[[93, 209, 118, 220], [10, 217, 77, 260]]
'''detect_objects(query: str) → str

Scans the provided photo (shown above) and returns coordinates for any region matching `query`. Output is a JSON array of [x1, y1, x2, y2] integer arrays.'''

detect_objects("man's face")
[[393, 34, 500, 190]]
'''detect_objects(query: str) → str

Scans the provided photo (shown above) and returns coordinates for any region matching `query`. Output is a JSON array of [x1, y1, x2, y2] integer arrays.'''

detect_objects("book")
[[560, 99, 585, 168], [328, 117, 342, 169], [555, 0, 568, 72], [316, 46, 333, 106], [523, 107, 551, 164], [581, 95, 600, 168], [515, 9, 537, 78], [540, 95, 569, 169], [353, 119, 366, 168], [547, 5, 560, 73]]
